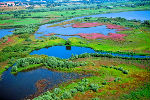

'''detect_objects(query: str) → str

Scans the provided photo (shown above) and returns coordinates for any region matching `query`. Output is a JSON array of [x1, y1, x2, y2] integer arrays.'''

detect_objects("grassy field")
[[0, 1, 150, 100], [32, 57, 150, 100]]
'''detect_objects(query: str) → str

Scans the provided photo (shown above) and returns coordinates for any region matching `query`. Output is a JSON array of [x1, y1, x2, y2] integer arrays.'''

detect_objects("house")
[[0, 2, 8, 7], [6, 2, 15, 7]]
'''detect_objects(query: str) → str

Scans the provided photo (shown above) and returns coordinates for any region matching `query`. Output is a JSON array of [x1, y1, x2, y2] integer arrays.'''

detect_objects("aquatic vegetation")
[[72, 22, 103, 28], [74, 33, 127, 40]]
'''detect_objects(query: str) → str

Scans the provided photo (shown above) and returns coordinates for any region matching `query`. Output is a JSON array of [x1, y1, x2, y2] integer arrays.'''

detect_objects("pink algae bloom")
[[106, 24, 127, 32], [75, 33, 107, 40], [72, 22, 103, 28], [75, 33, 127, 41], [108, 33, 127, 41]]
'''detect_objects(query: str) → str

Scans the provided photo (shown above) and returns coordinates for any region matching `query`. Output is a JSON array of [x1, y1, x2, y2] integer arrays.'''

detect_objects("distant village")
[[0, 0, 93, 8]]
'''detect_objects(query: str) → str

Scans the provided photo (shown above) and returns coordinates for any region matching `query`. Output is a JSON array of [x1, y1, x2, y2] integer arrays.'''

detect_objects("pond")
[[35, 25, 117, 39], [0, 67, 90, 100], [35, 10, 150, 39], [30, 46, 150, 59], [0, 28, 14, 39]]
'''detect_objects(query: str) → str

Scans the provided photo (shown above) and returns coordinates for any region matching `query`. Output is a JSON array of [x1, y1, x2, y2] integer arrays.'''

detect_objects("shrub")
[[122, 70, 129, 74], [54, 88, 61, 94], [11, 66, 18, 72], [89, 83, 99, 92], [118, 67, 123, 71], [62, 91, 72, 99], [49, 35, 59, 40], [114, 77, 121, 82], [65, 40, 71, 45], [75, 85, 85, 92], [102, 81, 107, 85], [91, 97, 100, 100], [70, 88, 78, 94], [42, 95, 53, 100]]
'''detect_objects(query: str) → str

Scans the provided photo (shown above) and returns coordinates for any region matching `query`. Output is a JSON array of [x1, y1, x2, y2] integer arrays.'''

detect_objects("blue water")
[[0, 29, 14, 39], [35, 10, 150, 39], [35, 25, 117, 39], [0, 68, 89, 100], [87, 10, 150, 21], [30, 46, 150, 59]]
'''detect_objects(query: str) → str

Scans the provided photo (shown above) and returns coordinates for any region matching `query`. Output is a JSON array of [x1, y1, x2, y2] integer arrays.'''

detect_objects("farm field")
[[0, 0, 150, 100]]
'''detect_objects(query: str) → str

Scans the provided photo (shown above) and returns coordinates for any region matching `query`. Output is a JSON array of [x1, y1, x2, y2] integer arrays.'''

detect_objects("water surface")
[[0, 68, 89, 100], [30, 46, 150, 59], [0, 29, 14, 39], [35, 10, 150, 39]]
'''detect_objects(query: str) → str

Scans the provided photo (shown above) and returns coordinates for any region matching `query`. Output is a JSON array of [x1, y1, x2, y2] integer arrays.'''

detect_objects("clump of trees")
[[101, 65, 129, 74], [11, 56, 87, 72], [13, 24, 38, 35], [33, 78, 102, 100], [70, 53, 150, 60]]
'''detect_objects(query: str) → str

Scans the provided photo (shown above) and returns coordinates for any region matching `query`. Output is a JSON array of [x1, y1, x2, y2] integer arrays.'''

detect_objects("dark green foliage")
[[65, 40, 71, 45], [11, 66, 18, 72], [25, 38, 32, 41], [102, 81, 107, 85], [54, 88, 61, 94], [62, 91, 72, 99], [49, 35, 59, 40], [114, 77, 121, 82], [70, 53, 150, 60], [2, 44, 29, 52], [13, 24, 38, 35], [15, 57, 43, 68], [91, 97, 100, 100], [70, 89, 78, 95], [118, 67, 123, 71], [122, 82, 150, 100], [18, 34, 30, 39], [11, 56, 86, 72], [75, 85, 85, 92], [89, 83, 99, 92], [122, 70, 129, 74]]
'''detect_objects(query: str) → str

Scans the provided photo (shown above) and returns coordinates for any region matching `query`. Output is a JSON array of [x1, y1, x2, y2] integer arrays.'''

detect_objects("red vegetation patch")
[[106, 77, 115, 82], [44, 33, 56, 36], [74, 33, 127, 41], [106, 24, 127, 31], [72, 22, 127, 31], [2, 37, 13, 44], [72, 22, 103, 28]]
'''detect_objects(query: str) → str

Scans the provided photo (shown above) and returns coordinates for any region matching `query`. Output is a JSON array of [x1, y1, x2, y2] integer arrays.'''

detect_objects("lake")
[[0, 67, 89, 100], [35, 10, 150, 39], [30, 46, 150, 59]]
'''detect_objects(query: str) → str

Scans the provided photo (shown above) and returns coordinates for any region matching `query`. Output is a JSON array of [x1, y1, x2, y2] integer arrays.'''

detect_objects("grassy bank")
[[32, 56, 150, 100]]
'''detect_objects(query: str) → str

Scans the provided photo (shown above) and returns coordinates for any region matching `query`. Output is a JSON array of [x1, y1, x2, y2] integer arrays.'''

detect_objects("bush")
[[11, 66, 18, 72], [102, 81, 107, 85], [114, 77, 121, 82], [62, 91, 72, 99], [89, 83, 99, 92], [75, 85, 85, 92], [118, 67, 123, 71], [42, 95, 53, 100], [122, 70, 129, 74], [91, 97, 100, 100], [54, 88, 61, 94], [65, 40, 71, 45], [70, 88, 78, 94]]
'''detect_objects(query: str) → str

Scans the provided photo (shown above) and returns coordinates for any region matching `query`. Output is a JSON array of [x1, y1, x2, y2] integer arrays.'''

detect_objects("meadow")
[[0, 1, 150, 100]]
